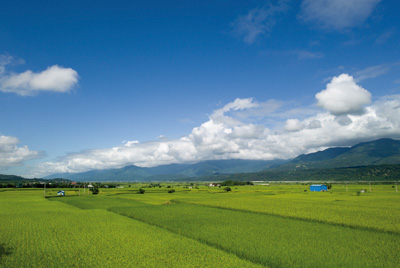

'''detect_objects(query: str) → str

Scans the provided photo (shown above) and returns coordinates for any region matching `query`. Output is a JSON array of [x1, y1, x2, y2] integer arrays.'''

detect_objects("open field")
[[1, 183, 399, 267]]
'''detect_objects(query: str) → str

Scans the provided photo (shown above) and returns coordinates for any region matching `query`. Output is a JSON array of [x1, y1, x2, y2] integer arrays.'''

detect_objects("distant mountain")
[[168, 159, 284, 177], [0, 174, 70, 185], [46, 165, 153, 181], [44, 159, 285, 181], [0, 174, 26, 181], [43, 138, 400, 182], [277, 138, 400, 170], [199, 164, 400, 182]]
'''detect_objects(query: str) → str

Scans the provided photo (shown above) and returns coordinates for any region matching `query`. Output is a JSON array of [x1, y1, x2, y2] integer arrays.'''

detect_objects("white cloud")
[[0, 55, 13, 74], [232, 0, 289, 44], [0, 56, 78, 96], [31, 83, 400, 177], [299, 0, 381, 31], [316, 74, 371, 115], [0, 135, 42, 169], [212, 98, 258, 119], [285, 119, 303, 132]]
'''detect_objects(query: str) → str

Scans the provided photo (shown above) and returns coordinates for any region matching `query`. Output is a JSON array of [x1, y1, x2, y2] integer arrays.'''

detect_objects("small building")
[[57, 190, 65, 196], [310, 184, 328, 192]]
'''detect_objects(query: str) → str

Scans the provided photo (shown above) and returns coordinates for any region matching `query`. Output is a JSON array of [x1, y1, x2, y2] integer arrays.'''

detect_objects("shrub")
[[224, 187, 232, 192], [168, 189, 176, 193], [138, 188, 145, 194], [90, 186, 99, 194], [221, 180, 254, 186]]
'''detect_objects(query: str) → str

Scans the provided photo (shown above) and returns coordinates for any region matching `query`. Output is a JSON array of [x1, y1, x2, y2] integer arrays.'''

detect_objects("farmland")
[[1, 183, 400, 267]]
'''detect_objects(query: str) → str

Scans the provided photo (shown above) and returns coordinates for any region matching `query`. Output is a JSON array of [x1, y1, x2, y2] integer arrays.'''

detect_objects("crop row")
[[110, 202, 400, 268], [166, 190, 400, 234], [0, 190, 261, 268]]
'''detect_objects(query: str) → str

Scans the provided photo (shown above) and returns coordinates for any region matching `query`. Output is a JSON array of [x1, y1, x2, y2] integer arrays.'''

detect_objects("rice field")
[[1, 183, 399, 267], [0, 190, 261, 268]]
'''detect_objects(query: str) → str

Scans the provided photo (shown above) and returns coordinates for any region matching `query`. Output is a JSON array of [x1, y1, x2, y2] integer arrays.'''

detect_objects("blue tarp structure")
[[57, 190, 65, 196], [310, 185, 328, 192]]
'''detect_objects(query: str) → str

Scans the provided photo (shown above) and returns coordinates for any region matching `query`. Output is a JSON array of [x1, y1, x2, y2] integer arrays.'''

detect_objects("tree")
[[224, 187, 232, 192], [138, 188, 145, 194], [168, 189, 175, 193], [90, 186, 99, 194]]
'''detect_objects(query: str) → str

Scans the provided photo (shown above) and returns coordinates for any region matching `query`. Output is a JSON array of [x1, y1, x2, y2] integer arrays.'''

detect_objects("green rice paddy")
[[1, 183, 399, 267]]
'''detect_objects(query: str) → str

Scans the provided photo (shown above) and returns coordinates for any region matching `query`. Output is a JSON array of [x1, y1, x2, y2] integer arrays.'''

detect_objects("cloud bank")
[[0, 135, 42, 169], [32, 73, 400, 177], [0, 55, 78, 96]]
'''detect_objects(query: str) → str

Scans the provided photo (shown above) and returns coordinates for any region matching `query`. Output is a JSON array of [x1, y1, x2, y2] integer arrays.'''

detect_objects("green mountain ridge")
[[195, 164, 400, 182], [279, 138, 400, 170]]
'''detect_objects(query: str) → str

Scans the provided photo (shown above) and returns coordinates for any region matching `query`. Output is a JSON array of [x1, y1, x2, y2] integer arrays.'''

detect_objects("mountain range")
[[278, 138, 400, 169], [43, 138, 400, 182], [44, 159, 285, 181]]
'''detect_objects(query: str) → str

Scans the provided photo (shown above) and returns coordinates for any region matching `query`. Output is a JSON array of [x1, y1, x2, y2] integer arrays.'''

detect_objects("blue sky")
[[1, 0, 400, 177]]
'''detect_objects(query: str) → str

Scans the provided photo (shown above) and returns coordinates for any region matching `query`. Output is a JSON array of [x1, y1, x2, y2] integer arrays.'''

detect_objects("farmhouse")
[[57, 190, 65, 196], [310, 185, 328, 192]]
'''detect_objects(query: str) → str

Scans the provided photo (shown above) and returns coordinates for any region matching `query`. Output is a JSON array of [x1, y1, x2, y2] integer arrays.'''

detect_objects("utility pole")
[[396, 182, 398, 193], [43, 182, 46, 196]]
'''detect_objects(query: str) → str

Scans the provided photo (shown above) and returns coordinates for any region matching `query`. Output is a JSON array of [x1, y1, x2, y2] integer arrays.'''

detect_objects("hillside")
[[44, 159, 284, 181], [279, 138, 400, 170], [195, 164, 400, 182], [0, 174, 26, 181]]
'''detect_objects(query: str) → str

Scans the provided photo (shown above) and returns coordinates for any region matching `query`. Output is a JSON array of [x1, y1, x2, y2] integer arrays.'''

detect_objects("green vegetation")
[[89, 185, 99, 194], [0, 190, 260, 267], [1, 183, 399, 267], [111, 202, 399, 268], [223, 186, 232, 192], [220, 180, 254, 186]]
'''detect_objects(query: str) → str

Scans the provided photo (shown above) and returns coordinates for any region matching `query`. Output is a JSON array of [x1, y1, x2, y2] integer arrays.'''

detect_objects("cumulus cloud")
[[0, 135, 42, 169], [232, 0, 289, 44], [0, 55, 78, 96], [316, 74, 371, 115], [299, 0, 381, 31], [285, 119, 303, 132]]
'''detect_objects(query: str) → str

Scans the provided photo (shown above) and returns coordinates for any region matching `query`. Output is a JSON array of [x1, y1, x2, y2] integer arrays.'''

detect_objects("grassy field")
[[1, 183, 399, 267]]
